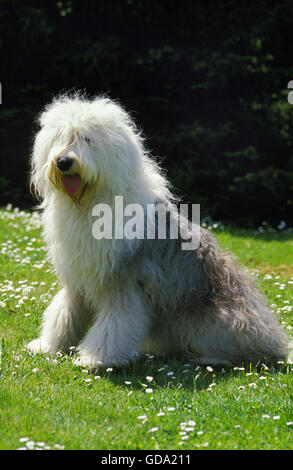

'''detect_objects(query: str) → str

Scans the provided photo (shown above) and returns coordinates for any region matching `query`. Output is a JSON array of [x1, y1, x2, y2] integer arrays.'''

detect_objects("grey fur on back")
[[131, 206, 289, 365]]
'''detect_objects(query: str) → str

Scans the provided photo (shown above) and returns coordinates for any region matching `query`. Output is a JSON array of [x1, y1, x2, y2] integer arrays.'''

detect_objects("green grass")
[[0, 207, 292, 450]]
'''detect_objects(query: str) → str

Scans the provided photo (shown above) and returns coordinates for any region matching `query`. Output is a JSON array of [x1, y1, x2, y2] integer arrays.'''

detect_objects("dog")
[[27, 93, 288, 367]]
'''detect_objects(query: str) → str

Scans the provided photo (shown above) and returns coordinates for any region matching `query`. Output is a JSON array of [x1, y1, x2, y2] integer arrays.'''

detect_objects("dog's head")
[[30, 93, 147, 204]]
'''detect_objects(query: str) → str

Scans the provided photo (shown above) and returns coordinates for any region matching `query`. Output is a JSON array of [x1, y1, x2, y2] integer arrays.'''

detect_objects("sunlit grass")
[[0, 207, 292, 450]]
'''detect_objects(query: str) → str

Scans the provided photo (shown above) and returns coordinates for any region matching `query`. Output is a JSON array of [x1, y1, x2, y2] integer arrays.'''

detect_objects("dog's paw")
[[73, 355, 103, 369], [73, 352, 132, 369], [26, 338, 56, 355]]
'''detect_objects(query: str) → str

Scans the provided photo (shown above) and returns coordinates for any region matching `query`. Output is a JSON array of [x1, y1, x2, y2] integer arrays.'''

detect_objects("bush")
[[1, 0, 293, 226]]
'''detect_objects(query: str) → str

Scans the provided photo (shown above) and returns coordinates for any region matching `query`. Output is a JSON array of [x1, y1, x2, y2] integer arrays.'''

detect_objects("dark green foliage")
[[1, 0, 293, 225]]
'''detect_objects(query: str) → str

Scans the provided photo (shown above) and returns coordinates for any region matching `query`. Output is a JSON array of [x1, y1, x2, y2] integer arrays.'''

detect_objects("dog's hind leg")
[[27, 288, 92, 355], [188, 233, 289, 365], [186, 298, 288, 366]]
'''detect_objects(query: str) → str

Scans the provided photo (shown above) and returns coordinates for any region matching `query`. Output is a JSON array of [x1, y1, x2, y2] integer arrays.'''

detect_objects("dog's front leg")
[[27, 288, 92, 355], [74, 284, 151, 368]]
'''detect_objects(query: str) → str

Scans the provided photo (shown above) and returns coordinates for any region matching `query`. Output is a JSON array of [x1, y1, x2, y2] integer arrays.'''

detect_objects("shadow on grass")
[[71, 353, 291, 393]]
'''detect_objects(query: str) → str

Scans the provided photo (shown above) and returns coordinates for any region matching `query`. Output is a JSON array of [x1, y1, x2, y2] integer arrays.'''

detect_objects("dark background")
[[1, 0, 293, 226]]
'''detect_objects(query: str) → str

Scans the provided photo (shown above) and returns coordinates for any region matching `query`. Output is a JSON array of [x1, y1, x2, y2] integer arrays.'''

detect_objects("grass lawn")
[[0, 207, 292, 450]]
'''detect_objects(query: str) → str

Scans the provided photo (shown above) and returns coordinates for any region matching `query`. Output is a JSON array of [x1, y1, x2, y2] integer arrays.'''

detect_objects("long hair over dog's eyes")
[[84, 136, 92, 145]]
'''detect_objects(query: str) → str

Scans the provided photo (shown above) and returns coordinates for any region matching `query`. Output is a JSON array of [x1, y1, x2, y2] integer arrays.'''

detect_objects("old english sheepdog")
[[27, 93, 288, 368]]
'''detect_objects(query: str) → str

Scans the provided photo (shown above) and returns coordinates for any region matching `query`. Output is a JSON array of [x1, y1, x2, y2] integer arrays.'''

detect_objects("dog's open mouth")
[[62, 174, 82, 195]]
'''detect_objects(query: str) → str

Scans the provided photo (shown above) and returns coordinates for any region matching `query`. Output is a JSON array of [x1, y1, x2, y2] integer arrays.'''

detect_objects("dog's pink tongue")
[[62, 174, 82, 195]]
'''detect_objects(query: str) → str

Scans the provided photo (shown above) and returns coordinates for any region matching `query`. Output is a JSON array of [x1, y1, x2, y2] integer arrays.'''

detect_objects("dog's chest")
[[44, 206, 114, 288]]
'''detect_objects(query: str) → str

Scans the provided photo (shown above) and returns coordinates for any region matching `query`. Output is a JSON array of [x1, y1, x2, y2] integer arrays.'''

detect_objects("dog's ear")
[[30, 130, 44, 199], [30, 126, 52, 200]]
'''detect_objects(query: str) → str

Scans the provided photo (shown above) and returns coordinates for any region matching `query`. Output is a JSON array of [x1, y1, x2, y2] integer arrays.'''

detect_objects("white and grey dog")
[[27, 93, 288, 367]]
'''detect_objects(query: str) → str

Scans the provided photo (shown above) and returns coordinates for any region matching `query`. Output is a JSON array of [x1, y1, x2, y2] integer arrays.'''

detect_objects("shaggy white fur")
[[27, 93, 288, 368]]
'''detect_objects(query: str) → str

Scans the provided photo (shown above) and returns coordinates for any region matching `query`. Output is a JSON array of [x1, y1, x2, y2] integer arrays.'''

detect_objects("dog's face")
[[31, 95, 144, 203]]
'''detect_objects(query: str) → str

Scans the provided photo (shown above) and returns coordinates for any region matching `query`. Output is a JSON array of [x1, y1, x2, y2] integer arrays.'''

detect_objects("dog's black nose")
[[56, 156, 73, 172]]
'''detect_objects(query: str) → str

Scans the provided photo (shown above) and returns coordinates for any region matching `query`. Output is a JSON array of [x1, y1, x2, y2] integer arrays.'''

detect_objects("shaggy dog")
[[27, 94, 288, 367]]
